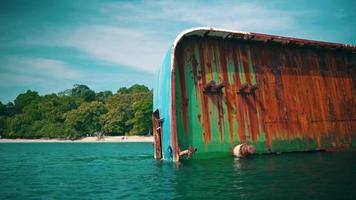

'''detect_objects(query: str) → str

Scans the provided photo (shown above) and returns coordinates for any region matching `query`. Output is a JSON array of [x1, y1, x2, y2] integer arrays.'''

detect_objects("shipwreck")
[[153, 27, 356, 161]]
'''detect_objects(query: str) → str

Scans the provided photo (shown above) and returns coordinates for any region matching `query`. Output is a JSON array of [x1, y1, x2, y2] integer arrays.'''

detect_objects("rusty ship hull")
[[153, 28, 356, 161]]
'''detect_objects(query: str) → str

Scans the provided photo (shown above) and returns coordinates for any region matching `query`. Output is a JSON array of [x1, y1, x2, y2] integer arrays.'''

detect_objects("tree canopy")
[[0, 84, 153, 139]]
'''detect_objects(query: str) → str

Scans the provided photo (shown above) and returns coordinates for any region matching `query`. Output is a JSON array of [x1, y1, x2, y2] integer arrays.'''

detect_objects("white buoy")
[[233, 144, 245, 158], [233, 143, 256, 158]]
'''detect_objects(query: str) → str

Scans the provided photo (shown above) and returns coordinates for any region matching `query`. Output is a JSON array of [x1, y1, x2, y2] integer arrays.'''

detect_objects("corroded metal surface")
[[153, 110, 162, 159], [154, 28, 356, 161], [174, 36, 355, 155]]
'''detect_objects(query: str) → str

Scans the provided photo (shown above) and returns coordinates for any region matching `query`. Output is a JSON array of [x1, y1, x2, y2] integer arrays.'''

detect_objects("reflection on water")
[[167, 152, 356, 200], [0, 143, 355, 199]]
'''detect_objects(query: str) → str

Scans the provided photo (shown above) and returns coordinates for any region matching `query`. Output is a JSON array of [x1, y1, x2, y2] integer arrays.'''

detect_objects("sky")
[[0, 0, 355, 103]]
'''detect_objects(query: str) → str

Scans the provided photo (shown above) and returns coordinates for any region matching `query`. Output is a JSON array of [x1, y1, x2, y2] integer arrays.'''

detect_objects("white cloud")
[[1, 56, 81, 81], [19, 58, 81, 80], [153, 1, 298, 32], [21, 1, 309, 73], [103, 0, 306, 33], [0, 56, 153, 95], [62, 26, 168, 73], [61, 1, 306, 72], [0, 57, 83, 94]]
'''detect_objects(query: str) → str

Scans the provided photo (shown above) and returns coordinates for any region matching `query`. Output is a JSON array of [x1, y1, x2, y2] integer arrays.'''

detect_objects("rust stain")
[[232, 46, 247, 143], [191, 51, 200, 85], [171, 68, 179, 161], [210, 93, 224, 142], [253, 42, 354, 145], [218, 42, 235, 141], [153, 110, 162, 159], [176, 46, 189, 135], [197, 113, 201, 123], [210, 43, 225, 142], [199, 41, 212, 143]]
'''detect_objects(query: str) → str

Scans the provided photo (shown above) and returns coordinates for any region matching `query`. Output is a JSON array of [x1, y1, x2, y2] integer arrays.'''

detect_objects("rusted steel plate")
[[174, 36, 355, 155]]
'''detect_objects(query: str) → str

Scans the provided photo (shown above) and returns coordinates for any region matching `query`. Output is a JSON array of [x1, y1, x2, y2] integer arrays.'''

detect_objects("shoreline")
[[0, 136, 154, 143]]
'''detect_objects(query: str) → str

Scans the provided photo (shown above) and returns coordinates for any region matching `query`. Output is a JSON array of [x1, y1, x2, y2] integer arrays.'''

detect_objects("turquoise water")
[[0, 143, 355, 199]]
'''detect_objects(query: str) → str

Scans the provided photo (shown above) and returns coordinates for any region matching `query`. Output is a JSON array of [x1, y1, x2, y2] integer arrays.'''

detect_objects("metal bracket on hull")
[[237, 83, 258, 95], [176, 146, 197, 161], [203, 80, 227, 94]]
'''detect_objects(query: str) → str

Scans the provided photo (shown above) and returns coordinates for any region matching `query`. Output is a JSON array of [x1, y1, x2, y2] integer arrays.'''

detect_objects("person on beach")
[[233, 143, 256, 158]]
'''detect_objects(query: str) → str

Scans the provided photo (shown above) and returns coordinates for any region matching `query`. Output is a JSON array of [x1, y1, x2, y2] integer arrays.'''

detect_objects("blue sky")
[[0, 0, 355, 103]]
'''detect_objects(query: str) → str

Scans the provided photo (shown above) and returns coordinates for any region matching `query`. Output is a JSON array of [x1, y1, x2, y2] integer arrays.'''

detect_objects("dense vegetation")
[[0, 84, 153, 139]]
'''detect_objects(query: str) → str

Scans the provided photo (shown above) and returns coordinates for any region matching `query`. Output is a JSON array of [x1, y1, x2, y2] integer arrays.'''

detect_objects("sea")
[[0, 143, 355, 200]]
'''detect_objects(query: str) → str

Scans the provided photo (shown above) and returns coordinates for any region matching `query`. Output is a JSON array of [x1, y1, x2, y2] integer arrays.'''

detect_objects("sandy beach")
[[0, 136, 153, 143]]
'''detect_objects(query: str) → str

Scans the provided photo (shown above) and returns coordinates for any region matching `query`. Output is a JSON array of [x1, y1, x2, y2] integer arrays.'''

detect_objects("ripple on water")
[[0, 143, 355, 200]]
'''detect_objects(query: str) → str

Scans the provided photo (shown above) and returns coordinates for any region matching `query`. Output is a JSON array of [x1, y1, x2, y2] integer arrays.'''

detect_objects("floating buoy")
[[233, 143, 256, 158]]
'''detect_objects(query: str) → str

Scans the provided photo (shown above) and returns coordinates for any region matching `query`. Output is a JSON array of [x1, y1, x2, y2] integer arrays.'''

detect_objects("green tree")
[[36, 94, 77, 123], [101, 105, 131, 135], [32, 120, 77, 139], [57, 96, 79, 114], [0, 84, 153, 139], [0, 116, 6, 137], [14, 90, 40, 112], [7, 114, 32, 138], [96, 91, 113, 102], [102, 85, 152, 135], [59, 84, 95, 102], [3, 102, 17, 117], [117, 84, 150, 94], [117, 87, 129, 94], [0, 102, 5, 116], [64, 101, 107, 137], [127, 84, 150, 93], [129, 99, 153, 135], [23, 103, 42, 121], [101, 93, 134, 135]]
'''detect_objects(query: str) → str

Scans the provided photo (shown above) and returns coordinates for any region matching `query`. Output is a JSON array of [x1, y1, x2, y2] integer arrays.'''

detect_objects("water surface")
[[0, 143, 355, 199]]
